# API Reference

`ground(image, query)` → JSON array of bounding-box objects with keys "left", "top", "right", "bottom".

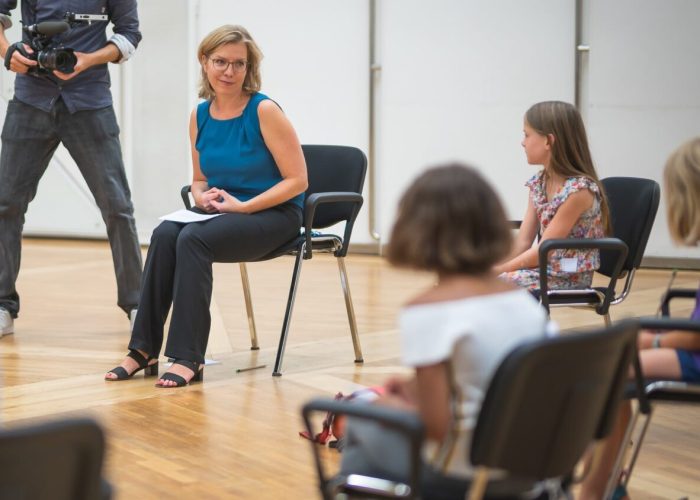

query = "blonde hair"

[
  {"left": 197, "top": 25, "right": 262, "bottom": 100},
  {"left": 387, "top": 163, "right": 512, "bottom": 275},
  {"left": 525, "top": 101, "right": 611, "bottom": 234},
  {"left": 664, "top": 137, "right": 700, "bottom": 246}
]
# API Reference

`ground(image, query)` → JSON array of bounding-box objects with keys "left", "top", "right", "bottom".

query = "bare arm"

[
  {"left": 188, "top": 108, "right": 219, "bottom": 213},
  {"left": 495, "top": 198, "right": 539, "bottom": 274},
  {"left": 414, "top": 363, "right": 452, "bottom": 441},
  {"left": 0, "top": 24, "right": 37, "bottom": 73},
  {"left": 210, "top": 99, "right": 308, "bottom": 214},
  {"left": 375, "top": 362, "right": 451, "bottom": 442},
  {"left": 496, "top": 188, "right": 595, "bottom": 274},
  {"left": 638, "top": 329, "right": 700, "bottom": 351}
]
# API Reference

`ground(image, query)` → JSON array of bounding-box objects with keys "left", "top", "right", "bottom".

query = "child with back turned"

[
  {"left": 339, "top": 163, "right": 551, "bottom": 496},
  {"left": 580, "top": 137, "right": 700, "bottom": 500},
  {"left": 495, "top": 101, "right": 610, "bottom": 291}
]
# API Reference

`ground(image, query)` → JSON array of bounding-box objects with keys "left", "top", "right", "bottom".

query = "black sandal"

[
  {"left": 155, "top": 359, "right": 203, "bottom": 388},
  {"left": 105, "top": 349, "right": 158, "bottom": 381}
]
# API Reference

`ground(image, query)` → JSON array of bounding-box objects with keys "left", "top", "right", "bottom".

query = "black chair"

[
  {"left": 538, "top": 177, "right": 660, "bottom": 326},
  {"left": 181, "top": 144, "right": 367, "bottom": 376},
  {"left": 302, "top": 320, "right": 643, "bottom": 500},
  {"left": 0, "top": 417, "right": 111, "bottom": 500}
]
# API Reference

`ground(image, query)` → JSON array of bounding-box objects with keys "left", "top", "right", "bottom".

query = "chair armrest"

[
  {"left": 301, "top": 398, "right": 424, "bottom": 499},
  {"left": 638, "top": 317, "right": 700, "bottom": 334},
  {"left": 181, "top": 185, "right": 192, "bottom": 209},
  {"left": 538, "top": 238, "right": 628, "bottom": 314},
  {"left": 304, "top": 192, "right": 364, "bottom": 258},
  {"left": 660, "top": 288, "right": 697, "bottom": 317}
]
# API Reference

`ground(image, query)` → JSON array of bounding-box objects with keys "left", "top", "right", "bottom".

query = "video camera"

[{"left": 4, "top": 12, "right": 108, "bottom": 76}]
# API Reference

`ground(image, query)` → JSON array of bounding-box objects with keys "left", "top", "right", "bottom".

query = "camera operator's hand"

[
  {"left": 53, "top": 51, "right": 90, "bottom": 80},
  {"left": 7, "top": 44, "right": 37, "bottom": 74}
]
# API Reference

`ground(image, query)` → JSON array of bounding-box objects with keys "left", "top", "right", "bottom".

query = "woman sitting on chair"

[
  {"left": 340, "top": 164, "right": 552, "bottom": 495},
  {"left": 105, "top": 25, "right": 307, "bottom": 387},
  {"left": 580, "top": 137, "right": 700, "bottom": 500}
]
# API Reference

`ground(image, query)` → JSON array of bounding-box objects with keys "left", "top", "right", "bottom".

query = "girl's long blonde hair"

[{"left": 664, "top": 137, "right": 700, "bottom": 246}]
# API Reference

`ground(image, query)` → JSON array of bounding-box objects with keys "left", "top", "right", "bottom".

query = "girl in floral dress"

[{"left": 495, "top": 101, "right": 610, "bottom": 290}]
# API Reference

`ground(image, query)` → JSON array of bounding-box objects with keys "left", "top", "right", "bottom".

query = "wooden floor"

[{"left": 1, "top": 238, "right": 699, "bottom": 499}]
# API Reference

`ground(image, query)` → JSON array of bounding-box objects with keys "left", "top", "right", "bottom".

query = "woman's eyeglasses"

[{"left": 208, "top": 57, "right": 247, "bottom": 73}]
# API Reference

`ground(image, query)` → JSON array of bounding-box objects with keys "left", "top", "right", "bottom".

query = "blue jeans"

[{"left": 0, "top": 98, "right": 142, "bottom": 317}]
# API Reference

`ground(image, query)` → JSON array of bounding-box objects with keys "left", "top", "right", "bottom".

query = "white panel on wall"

[
  {"left": 374, "top": 0, "right": 576, "bottom": 244},
  {"left": 129, "top": 0, "right": 192, "bottom": 241},
  {"left": 583, "top": 0, "right": 700, "bottom": 260}
]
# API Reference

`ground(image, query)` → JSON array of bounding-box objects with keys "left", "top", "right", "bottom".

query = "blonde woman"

[
  {"left": 106, "top": 25, "right": 307, "bottom": 387},
  {"left": 580, "top": 137, "right": 700, "bottom": 500}
]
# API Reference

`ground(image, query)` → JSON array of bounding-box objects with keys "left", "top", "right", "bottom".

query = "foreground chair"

[
  {"left": 538, "top": 177, "right": 660, "bottom": 325},
  {"left": 302, "top": 320, "right": 642, "bottom": 499},
  {"left": 0, "top": 417, "right": 110, "bottom": 500},
  {"left": 182, "top": 144, "right": 367, "bottom": 375}
]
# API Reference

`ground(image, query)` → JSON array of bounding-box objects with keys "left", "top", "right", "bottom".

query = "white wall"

[
  {"left": 3, "top": 0, "right": 699, "bottom": 261},
  {"left": 581, "top": 0, "right": 700, "bottom": 260},
  {"left": 373, "top": 0, "right": 575, "bottom": 245}
]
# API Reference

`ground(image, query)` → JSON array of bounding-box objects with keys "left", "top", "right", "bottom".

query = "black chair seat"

[{"left": 532, "top": 287, "right": 608, "bottom": 306}]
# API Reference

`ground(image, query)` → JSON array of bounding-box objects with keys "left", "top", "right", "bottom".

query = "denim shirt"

[{"left": 0, "top": 0, "right": 141, "bottom": 113}]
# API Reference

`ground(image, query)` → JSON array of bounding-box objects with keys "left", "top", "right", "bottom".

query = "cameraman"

[{"left": 0, "top": 1, "right": 142, "bottom": 337}]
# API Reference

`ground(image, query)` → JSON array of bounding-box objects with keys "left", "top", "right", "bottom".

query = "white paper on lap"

[{"left": 158, "top": 209, "right": 223, "bottom": 223}]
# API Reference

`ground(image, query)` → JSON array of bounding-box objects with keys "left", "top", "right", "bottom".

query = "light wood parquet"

[{"left": 1, "top": 238, "right": 698, "bottom": 499}]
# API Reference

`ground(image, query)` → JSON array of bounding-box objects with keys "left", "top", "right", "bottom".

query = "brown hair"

[
  {"left": 525, "top": 101, "right": 611, "bottom": 234},
  {"left": 664, "top": 137, "right": 700, "bottom": 246},
  {"left": 387, "top": 163, "right": 512, "bottom": 275},
  {"left": 197, "top": 25, "right": 263, "bottom": 100}
]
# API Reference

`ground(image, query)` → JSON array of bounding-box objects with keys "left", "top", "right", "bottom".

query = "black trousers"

[{"left": 129, "top": 203, "right": 302, "bottom": 364}]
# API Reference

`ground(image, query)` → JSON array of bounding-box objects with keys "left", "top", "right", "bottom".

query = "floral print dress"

[{"left": 503, "top": 172, "right": 605, "bottom": 290}]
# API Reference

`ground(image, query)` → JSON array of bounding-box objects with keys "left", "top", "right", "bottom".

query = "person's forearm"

[
  {"left": 85, "top": 43, "right": 121, "bottom": 66},
  {"left": 239, "top": 177, "right": 307, "bottom": 214},
  {"left": 0, "top": 28, "right": 10, "bottom": 58},
  {"left": 496, "top": 247, "right": 539, "bottom": 274},
  {"left": 641, "top": 330, "right": 700, "bottom": 351}
]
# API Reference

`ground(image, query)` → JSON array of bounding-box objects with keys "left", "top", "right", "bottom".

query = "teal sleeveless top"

[{"left": 195, "top": 92, "right": 304, "bottom": 209}]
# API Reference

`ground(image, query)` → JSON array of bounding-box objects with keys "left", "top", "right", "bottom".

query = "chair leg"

[
  {"left": 467, "top": 466, "right": 490, "bottom": 500},
  {"left": 239, "top": 263, "right": 259, "bottom": 350},
  {"left": 337, "top": 256, "right": 363, "bottom": 363},
  {"left": 272, "top": 249, "right": 304, "bottom": 376},
  {"left": 604, "top": 404, "right": 641, "bottom": 499},
  {"left": 622, "top": 407, "right": 654, "bottom": 488}
]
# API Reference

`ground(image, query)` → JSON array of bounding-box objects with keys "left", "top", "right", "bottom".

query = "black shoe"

[
  {"left": 155, "top": 359, "right": 203, "bottom": 388},
  {"left": 105, "top": 349, "right": 158, "bottom": 381}
]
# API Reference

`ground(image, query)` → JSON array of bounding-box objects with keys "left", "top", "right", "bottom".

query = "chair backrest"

[
  {"left": 470, "top": 320, "right": 638, "bottom": 481},
  {"left": 0, "top": 418, "right": 108, "bottom": 500},
  {"left": 599, "top": 177, "right": 659, "bottom": 277},
  {"left": 302, "top": 144, "right": 368, "bottom": 229}
]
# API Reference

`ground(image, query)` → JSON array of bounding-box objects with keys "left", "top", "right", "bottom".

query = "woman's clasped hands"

[{"left": 196, "top": 187, "right": 248, "bottom": 213}]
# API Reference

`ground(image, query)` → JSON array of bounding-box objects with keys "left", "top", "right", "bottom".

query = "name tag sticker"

[{"left": 560, "top": 258, "right": 578, "bottom": 273}]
